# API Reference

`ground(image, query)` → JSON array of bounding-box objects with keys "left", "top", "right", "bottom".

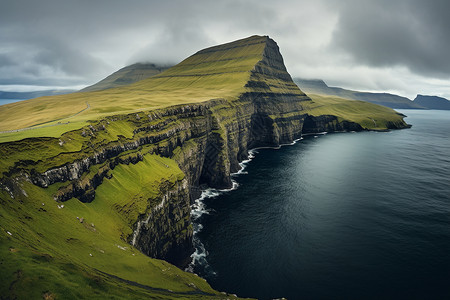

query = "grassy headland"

[
  {"left": 0, "top": 36, "right": 266, "bottom": 140},
  {"left": 0, "top": 35, "right": 409, "bottom": 299},
  {"left": 305, "top": 94, "right": 408, "bottom": 130}
]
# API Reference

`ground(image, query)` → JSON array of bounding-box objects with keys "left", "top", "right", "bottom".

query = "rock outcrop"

[{"left": 0, "top": 36, "right": 410, "bottom": 268}]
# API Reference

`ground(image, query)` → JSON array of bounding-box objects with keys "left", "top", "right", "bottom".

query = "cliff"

[{"left": 0, "top": 35, "right": 409, "bottom": 298}]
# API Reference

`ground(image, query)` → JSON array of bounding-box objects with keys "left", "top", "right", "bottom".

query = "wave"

[
  {"left": 251, "top": 137, "right": 304, "bottom": 150},
  {"left": 186, "top": 137, "right": 304, "bottom": 275},
  {"left": 186, "top": 179, "right": 244, "bottom": 274},
  {"left": 186, "top": 187, "right": 225, "bottom": 274},
  {"left": 232, "top": 149, "right": 256, "bottom": 176}
]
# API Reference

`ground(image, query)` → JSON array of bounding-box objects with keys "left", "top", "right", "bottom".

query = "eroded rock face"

[
  {"left": 0, "top": 36, "right": 409, "bottom": 268},
  {"left": 131, "top": 179, "right": 193, "bottom": 267},
  {"left": 302, "top": 115, "right": 364, "bottom": 134}
]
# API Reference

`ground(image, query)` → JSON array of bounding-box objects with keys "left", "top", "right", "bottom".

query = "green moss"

[
  {"left": 0, "top": 36, "right": 269, "bottom": 141},
  {"left": 0, "top": 35, "right": 406, "bottom": 300},
  {"left": 305, "top": 94, "right": 407, "bottom": 130},
  {"left": 0, "top": 153, "right": 230, "bottom": 299}
]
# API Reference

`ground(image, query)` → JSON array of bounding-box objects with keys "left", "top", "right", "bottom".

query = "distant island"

[
  {"left": 294, "top": 78, "right": 425, "bottom": 109},
  {"left": 0, "top": 89, "right": 75, "bottom": 101},
  {"left": 414, "top": 94, "right": 450, "bottom": 110}
]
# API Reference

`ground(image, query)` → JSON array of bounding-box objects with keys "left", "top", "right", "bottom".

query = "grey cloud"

[
  {"left": 331, "top": 0, "right": 450, "bottom": 78},
  {"left": 0, "top": 34, "right": 109, "bottom": 86},
  {"left": 0, "top": 0, "right": 449, "bottom": 98},
  {"left": 127, "top": 0, "right": 278, "bottom": 65},
  {"left": 0, "top": 54, "right": 15, "bottom": 67},
  {"left": 32, "top": 40, "right": 110, "bottom": 77},
  {"left": 127, "top": 17, "right": 214, "bottom": 65}
]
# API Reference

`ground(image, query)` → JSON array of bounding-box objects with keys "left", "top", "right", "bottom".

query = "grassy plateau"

[
  {"left": 0, "top": 35, "right": 408, "bottom": 299},
  {"left": 304, "top": 94, "right": 407, "bottom": 130}
]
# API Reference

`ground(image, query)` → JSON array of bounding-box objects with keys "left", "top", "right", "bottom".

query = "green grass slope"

[
  {"left": 0, "top": 37, "right": 408, "bottom": 142},
  {"left": 304, "top": 94, "right": 408, "bottom": 130},
  {"left": 0, "top": 36, "right": 266, "bottom": 139},
  {"left": 0, "top": 36, "right": 278, "bottom": 299},
  {"left": 0, "top": 35, "right": 409, "bottom": 299},
  {"left": 0, "top": 154, "right": 234, "bottom": 299}
]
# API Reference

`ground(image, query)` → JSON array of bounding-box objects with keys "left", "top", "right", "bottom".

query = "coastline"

[
  {"left": 186, "top": 136, "right": 306, "bottom": 275},
  {"left": 185, "top": 124, "right": 411, "bottom": 276}
]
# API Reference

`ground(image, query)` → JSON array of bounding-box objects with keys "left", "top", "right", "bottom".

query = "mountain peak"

[
  {"left": 294, "top": 78, "right": 329, "bottom": 89},
  {"left": 0, "top": 35, "right": 308, "bottom": 132},
  {"left": 196, "top": 35, "right": 269, "bottom": 54}
]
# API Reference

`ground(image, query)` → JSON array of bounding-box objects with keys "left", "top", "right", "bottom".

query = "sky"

[{"left": 1, "top": 0, "right": 449, "bottom": 99}]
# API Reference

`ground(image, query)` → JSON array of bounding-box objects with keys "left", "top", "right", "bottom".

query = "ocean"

[{"left": 190, "top": 109, "right": 450, "bottom": 300}]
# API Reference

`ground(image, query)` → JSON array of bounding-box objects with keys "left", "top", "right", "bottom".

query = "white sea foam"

[
  {"left": 232, "top": 149, "right": 256, "bottom": 176},
  {"left": 190, "top": 189, "right": 219, "bottom": 221},
  {"left": 186, "top": 237, "right": 217, "bottom": 275},
  {"left": 279, "top": 137, "right": 303, "bottom": 147},
  {"left": 186, "top": 187, "right": 224, "bottom": 274},
  {"left": 186, "top": 138, "right": 304, "bottom": 275},
  {"left": 252, "top": 137, "right": 304, "bottom": 151}
]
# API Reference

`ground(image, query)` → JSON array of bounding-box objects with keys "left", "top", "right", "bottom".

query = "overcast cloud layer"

[{"left": 1, "top": 0, "right": 449, "bottom": 98}]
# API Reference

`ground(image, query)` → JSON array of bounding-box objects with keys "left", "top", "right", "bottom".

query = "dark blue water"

[{"left": 191, "top": 110, "right": 450, "bottom": 300}]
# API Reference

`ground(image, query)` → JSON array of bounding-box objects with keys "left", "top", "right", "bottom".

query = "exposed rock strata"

[
  {"left": 131, "top": 178, "right": 193, "bottom": 267},
  {"left": 0, "top": 36, "right": 409, "bottom": 268}
]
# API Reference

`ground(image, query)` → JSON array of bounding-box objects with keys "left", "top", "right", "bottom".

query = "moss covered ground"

[
  {"left": 0, "top": 35, "right": 408, "bottom": 299},
  {"left": 0, "top": 36, "right": 267, "bottom": 139},
  {"left": 305, "top": 94, "right": 407, "bottom": 130},
  {"left": 0, "top": 154, "right": 235, "bottom": 299}
]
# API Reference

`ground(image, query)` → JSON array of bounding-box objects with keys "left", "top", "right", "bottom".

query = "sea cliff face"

[{"left": 0, "top": 36, "right": 410, "bottom": 298}]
